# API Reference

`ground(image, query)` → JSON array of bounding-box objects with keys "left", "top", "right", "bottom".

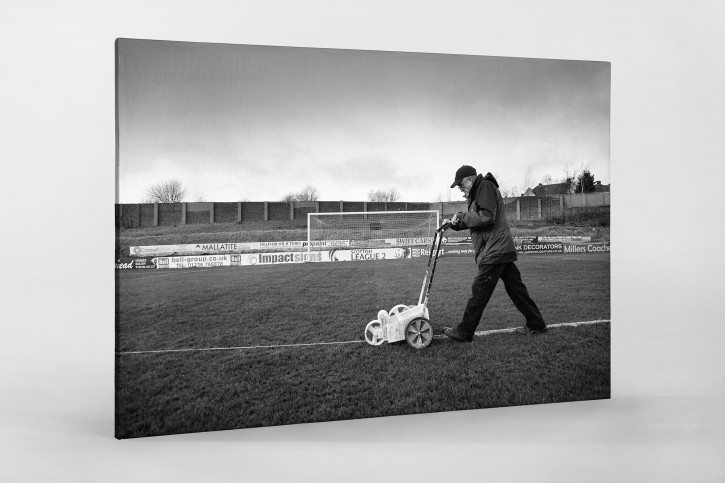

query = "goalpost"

[{"left": 307, "top": 210, "right": 440, "bottom": 259}]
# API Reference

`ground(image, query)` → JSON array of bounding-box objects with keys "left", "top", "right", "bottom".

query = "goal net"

[{"left": 307, "top": 210, "right": 439, "bottom": 258}]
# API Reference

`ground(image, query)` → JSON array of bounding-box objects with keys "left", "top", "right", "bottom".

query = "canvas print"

[{"left": 115, "top": 39, "right": 610, "bottom": 439}]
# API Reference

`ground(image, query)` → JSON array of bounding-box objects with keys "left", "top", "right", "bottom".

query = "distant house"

[
  {"left": 532, "top": 182, "right": 574, "bottom": 196},
  {"left": 593, "top": 181, "right": 610, "bottom": 192},
  {"left": 524, "top": 180, "right": 610, "bottom": 197}
]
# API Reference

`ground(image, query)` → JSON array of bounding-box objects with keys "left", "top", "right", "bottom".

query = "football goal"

[{"left": 307, "top": 210, "right": 439, "bottom": 259}]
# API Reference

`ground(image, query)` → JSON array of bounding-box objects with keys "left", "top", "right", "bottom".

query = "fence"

[
  {"left": 116, "top": 193, "right": 609, "bottom": 229},
  {"left": 563, "top": 192, "right": 610, "bottom": 208}
]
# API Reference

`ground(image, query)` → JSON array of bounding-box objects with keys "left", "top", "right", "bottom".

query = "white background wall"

[{"left": 1, "top": 1, "right": 724, "bottom": 481}]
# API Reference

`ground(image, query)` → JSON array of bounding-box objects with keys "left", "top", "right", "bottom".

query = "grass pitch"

[{"left": 115, "top": 253, "right": 610, "bottom": 438}]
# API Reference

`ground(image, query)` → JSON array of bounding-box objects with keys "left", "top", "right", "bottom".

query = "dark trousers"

[{"left": 458, "top": 261, "right": 546, "bottom": 336}]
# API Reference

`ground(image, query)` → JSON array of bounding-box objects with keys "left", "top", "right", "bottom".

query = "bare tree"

[
  {"left": 521, "top": 166, "right": 535, "bottom": 191},
  {"left": 282, "top": 185, "right": 320, "bottom": 202},
  {"left": 500, "top": 184, "right": 519, "bottom": 198},
  {"left": 144, "top": 179, "right": 186, "bottom": 203},
  {"left": 367, "top": 188, "right": 400, "bottom": 202},
  {"left": 561, "top": 164, "right": 579, "bottom": 193},
  {"left": 541, "top": 174, "right": 553, "bottom": 185},
  {"left": 297, "top": 185, "right": 319, "bottom": 201}
]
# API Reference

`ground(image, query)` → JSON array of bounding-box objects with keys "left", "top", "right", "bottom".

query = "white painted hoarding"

[{"left": 131, "top": 240, "right": 351, "bottom": 256}]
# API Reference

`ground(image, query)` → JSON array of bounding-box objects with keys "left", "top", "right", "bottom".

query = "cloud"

[{"left": 117, "top": 42, "right": 610, "bottom": 203}]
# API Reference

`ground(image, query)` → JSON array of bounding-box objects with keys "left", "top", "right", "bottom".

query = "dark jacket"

[{"left": 450, "top": 173, "right": 517, "bottom": 265}]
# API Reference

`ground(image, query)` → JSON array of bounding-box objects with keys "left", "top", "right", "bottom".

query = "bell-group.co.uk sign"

[{"left": 156, "top": 255, "right": 233, "bottom": 268}]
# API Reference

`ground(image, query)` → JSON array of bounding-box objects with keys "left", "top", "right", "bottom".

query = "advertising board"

[
  {"left": 152, "top": 251, "right": 327, "bottom": 268},
  {"left": 440, "top": 247, "right": 476, "bottom": 257},
  {"left": 562, "top": 242, "right": 610, "bottom": 253},
  {"left": 411, "top": 245, "right": 474, "bottom": 258},
  {"left": 161, "top": 255, "right": 234, "bottom": 268},
  {"left": 246, "top": 251, "right": 325, "bottom": 265},
  {"left": 513, "top": 236, "right": 537, "bottom": 244},
  {"left": 381, "top": 237, "right": 433, "bottom": 246},
  {"left": 444, "top": 236, "right": 473, "bottom": 245},
  {"left": 516, "top": 242, "right": 565, "bottom": 254},
  {"left": 115, "top": 257, "right": 157, "bottom": 269},
  {"left": 327, "top": 247, "right": 410, "bottom": 262},
  {"left": 130, "top": 240, "right": 351, "bottom": 257},
  {"left": 538, "top": 236, "right": 593, "bottom": 243}
]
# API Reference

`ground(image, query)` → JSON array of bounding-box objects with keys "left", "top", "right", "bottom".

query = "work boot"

[{"left": 443, "top": 327, "right": 473, "bottom": 342}]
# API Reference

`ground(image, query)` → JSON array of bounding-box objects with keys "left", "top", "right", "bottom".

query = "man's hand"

[{"left": 439, "top": 214, "right": 460, "bottom": 232}]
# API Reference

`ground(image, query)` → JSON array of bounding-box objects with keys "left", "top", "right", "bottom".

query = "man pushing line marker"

[{"left": 442, "top": 165, "right": 548, "bottom": 342}]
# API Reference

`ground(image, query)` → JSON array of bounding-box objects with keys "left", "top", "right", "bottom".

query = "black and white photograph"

[
  {"left": 115, "top": 39, "right": 611, "bottom": 438},
  {"left": 3, "top": 1, "right": 724, "bottom": 481}
]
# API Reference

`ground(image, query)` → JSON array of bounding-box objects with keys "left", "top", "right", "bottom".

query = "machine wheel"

[
  {"left": 389, "top": 304, "right": 412, "bottom": 316},
  {"left": 405, "top": 317, "right": 433, "bottom": 349},
  {"left": 364, "top": 320, "right": 385, "bottom": 346}
]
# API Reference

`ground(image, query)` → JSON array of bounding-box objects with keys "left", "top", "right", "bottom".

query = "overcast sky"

[{"left": 116, "top": 39, "right": 610, "bottom": 203}]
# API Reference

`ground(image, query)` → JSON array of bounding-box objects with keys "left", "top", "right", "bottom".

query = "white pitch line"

[
  {"left": 467, "top": 318, "right": 611, "bottom": 338},
  {"left": 117, "top": 319, "right": 610, "bottom": 355},
  {"left": 118, "top": 340, "right": 366, "bottom": 355}
]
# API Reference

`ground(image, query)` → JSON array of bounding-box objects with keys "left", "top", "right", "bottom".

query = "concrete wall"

[
  {"left": 267, "top": 202, "right": 290, "bottom": 221},
  {"left": 185, "top": 202, "right": 212, "bottom": 225},
  {"left": 158, "top": 203, "right": 182, "bottom": 226},
  {"left": 240, "top": 202, "right": 265, "bottom": 222},
  {"left": 318, "top": 201, "right": 343, "bottom": 213},
  {"left": 293, "top": 201, "right": 318, "bottom": 221},
  {"left": 564, "top": 192, "right": 610, "bottom": 208},
  {"left": 214, "top": 202, "right": 238, "bottom": 223},
  {"left": 116, "top": 195, "right": 609, "bottom": 228},
  {"left": 142, "top": 204, "right": 156, "bottom": 227}
]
